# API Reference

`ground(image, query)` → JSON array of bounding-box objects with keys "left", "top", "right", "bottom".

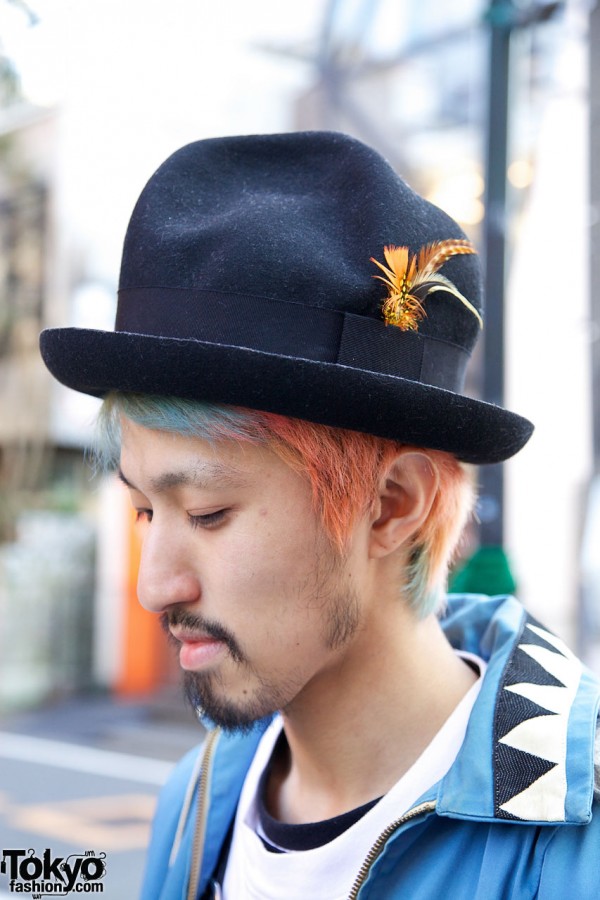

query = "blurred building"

[{"left": 0, "top": 80, "right": 100, "bottom": 708}]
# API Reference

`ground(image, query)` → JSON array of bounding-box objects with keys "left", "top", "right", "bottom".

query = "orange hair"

[{"left": 256, "top": 413, "right": 475, "bottom": 616}]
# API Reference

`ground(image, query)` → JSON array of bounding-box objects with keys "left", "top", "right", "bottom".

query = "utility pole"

[
  {"left": 449, "top": 0, "right": 562, "bottom": 596},
  {"left": 479, "top": 0, "right": 561, "bottom": 551},
  {"left": 479, "top": 0, "right": 513, "bottom": 549}
]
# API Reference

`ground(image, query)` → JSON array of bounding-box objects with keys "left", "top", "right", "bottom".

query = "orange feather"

[{"left": 371, "top": 239, "right": 481, "bottom": 331}]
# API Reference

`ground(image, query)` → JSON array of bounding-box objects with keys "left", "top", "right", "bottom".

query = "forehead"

[{"left": 118, "top": 417, "right": 303, "bottom": 496}]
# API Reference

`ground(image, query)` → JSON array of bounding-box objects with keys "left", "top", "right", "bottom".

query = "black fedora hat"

[{"left": 39, "top": 131, "right": 533, "bottom": 464}]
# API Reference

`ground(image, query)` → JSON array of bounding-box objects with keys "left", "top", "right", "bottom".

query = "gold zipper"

[
  {"left": 186, "top": 727, "right": 221, "bottom": 900},
  {"left": 346, "top": 800, "right": 437, "bottom": 900}
]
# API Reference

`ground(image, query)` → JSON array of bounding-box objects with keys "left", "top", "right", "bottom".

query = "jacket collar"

[{"left": 437, "top": 594, "right": 600, "bottom": 825}]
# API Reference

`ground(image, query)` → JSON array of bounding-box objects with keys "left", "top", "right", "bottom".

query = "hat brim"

[{"left": 39, "top": 327, "right": 533, "bottom": 464}]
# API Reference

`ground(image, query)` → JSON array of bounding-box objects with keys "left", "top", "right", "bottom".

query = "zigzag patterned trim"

[{"left": 493, "top": 615, "right": 582, "bottom": 821}]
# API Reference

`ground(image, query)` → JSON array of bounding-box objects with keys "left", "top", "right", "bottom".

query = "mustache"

[{"left": 160, "top": 609, "right": 246, "bottom": 665}]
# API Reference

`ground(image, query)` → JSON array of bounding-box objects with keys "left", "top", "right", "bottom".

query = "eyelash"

[
  {"left": 188, "top": 510, "right": 228, "bottom": 530},
  {"left": 134, "top": 509, "right": 228, "bottom": 529}
]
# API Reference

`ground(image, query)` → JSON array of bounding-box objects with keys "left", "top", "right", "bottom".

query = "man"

[{"left": 40, "top": 132, "right": 599, "bottom": 899}]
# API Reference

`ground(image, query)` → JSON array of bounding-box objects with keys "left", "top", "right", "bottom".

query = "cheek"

[{"left": 210, "top": 513, "right": 327, "bottom": 619}]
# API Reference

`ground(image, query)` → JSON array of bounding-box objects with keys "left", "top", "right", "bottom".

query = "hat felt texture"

[{"left": 39, "top": 131, "right": 533, "bottom": 464}]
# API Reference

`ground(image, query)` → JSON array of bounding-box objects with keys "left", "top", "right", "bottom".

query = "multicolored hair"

[{"left": 96, "top": 393, "right": 475, "bottom": 618}]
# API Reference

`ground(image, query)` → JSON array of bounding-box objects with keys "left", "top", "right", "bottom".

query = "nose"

[{"left": 136, "top": 523, "right": 201, "bottom": 614}]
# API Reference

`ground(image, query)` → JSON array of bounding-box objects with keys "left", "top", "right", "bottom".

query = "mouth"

[{"left": 169, "top": 627, "right": 226, "bottom": 671}]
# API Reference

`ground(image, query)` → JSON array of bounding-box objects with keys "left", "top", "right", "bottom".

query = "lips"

[
  {"left": 170, "top": 627, "right": 225, "bottom": 671},
  {"left": 169, "top": 626, "right": 213, "bottom": 644}
]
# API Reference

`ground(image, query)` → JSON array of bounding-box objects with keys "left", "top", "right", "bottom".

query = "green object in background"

[{"left": 449, "top": 546, "right": 517, "bottom": 596}]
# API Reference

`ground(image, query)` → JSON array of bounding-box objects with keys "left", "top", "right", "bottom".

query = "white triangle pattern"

[
  {"left": 518, "top": 644, "right": 576, "bottom": 689},
  {"left": 498, "top": 714, "right": 564, "bottom": 764},
  {"left": 499, "top": 765, "right": 567, "bottom": 821},
  {"left": 503, "top": 682, "right": 572, "bottom": 716},
  {"left": 499, "top": 623, "right": 581, "bottom": 821},
  {"left": 526, "top": 624, "right": 578, "bottom": 662}
]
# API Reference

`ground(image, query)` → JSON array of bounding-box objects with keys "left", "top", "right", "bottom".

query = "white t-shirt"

[{"left": 223, "top": 653, "right": 485, "bottom": 900}]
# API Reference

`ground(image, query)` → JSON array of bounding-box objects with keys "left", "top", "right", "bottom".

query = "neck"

[{"left": 268, "top": 601, "right": 477, "bottom": 825}]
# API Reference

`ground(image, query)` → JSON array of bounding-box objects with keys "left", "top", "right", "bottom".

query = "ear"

[{"left": 369, "top": 451, "right": 439, "bottom": 559}]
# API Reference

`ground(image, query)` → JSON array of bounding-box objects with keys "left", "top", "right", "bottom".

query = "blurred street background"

[{"left": 1, "top": 0, "right": 600, "bottom": 897}]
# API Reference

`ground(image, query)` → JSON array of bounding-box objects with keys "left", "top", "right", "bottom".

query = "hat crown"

[{"left": 119, "top": 131, "right": 483, "bottom": 355}]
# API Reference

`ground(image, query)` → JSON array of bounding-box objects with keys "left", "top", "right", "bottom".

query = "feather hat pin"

[{"left": 371, "top": 239, "right": 483, "bottom": 332}]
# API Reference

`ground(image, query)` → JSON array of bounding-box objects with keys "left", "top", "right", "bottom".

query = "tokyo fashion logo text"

[{"left": 1, "top": 849, "right": 106, "bottom": 895}]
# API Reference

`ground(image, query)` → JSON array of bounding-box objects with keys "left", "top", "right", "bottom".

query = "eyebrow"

[{"left": 118, "top": 462, "right": 248, "bottom": 494}]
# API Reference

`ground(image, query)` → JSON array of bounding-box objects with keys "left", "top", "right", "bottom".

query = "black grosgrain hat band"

[{"left": 117, "top": 288, "right": 469, "bottom": 391}]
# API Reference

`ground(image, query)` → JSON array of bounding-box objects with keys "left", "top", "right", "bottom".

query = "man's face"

[{"left": 119, "top": 418, "right": 368, "bottom": 731}]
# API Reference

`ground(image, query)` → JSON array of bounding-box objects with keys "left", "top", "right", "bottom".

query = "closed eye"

[
  {"left": 188, "top": 509, "right": 228, "bottom": 530},
  {"left": 135, "top": 509, "right": 153, "bottom": 524}
]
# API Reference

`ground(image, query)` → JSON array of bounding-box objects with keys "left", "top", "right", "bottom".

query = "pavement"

[
  {"left": 0, "top": 688, "right": 207, "bottom": 899},
  {"left": 0, "top": 686, "right": 207, "bottom": 762}
]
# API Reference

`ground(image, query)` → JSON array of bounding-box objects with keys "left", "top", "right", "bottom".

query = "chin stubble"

[{"left": 160, "top": 576, "right": 362, "bottom": 733}]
